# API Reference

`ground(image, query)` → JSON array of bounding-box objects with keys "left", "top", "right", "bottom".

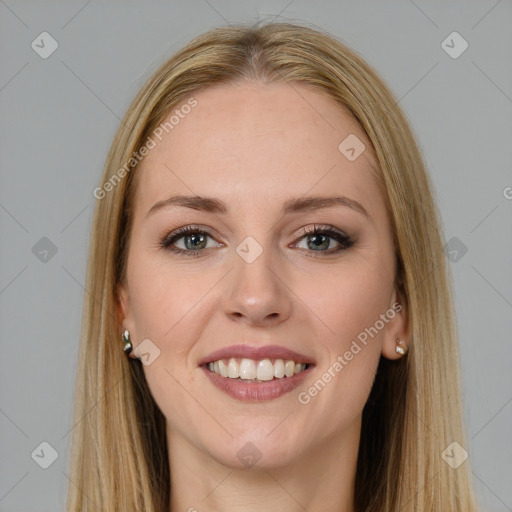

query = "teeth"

[
  {"left": 207, "top": 358, "right": 308, "bottom": 380},
  {"left": 257, "top": 359, "right": 274, "bottom": 381},
  {"left": 274, "top": 359, "right": 285, "bottom": 378},
  {"left": 218, "top": 359, "right": 228, "bottom": 377},
  {"left": 239, "top": 358, "right": 256, "bottom": 379},
  {"left": 285, "top": 360, "right": 295, "bottom": 377},
  {"left": 227, "top": 358, "right": 239, "bottom": 378}
]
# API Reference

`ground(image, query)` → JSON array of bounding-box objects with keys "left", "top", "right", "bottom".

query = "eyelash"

[{"left": 160, "top": 224, "right": 354, "bottom": 258}]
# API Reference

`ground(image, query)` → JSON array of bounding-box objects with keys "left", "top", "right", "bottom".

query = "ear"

[
  {"left": 381, "top": 285, "right": 409, "bottom": 360},
  {"left": 116, "top": 281, "right": 136, "bottom": 336}
]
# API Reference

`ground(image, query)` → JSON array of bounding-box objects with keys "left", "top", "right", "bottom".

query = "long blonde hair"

[{"left": 67, "top": 21, "right": 478, "bottom": 511}]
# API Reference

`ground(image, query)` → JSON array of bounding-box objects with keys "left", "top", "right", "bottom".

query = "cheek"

[
  {"left": 291, "top": 257, "right": 394, "bottom": 416},
  {"left": 126, "top": 254, "right": 214, "bottom": 343},
  {"left": 298, "top": 257, "right": 395, "bottom": 348},
  {"left": 125, "top": 258, "right": 214, "bottom": 433}
]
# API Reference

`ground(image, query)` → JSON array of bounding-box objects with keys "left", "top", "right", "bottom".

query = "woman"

[{"left": 67, "top": 22, "right": 479, "bottom": 511}]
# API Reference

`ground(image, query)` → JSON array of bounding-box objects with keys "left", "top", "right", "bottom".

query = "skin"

[{"left": 118, "top": 81, "right": 408, "bottom": 512}]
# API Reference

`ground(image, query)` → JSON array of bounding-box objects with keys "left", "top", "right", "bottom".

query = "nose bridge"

[
  {"left": 233, "top": 231, "right": 280, "bottom": 296},
  {"left": 222, "top": 230, "right": 292, "bottom": 324}
]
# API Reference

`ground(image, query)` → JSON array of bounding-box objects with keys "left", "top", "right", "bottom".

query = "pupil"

[
  {"left": 186, "top": 234, "right": 206, "bottom": 250},
  {"left": 308, "top": 234, "right": 329, "bottom": 251}
]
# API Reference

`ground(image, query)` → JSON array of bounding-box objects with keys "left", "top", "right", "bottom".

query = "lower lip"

[{"left": 201, "top": 365, "right": 313, "bottom": 402}]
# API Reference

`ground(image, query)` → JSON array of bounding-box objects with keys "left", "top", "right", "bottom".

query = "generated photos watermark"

[
  {"left": 93, "top": 97, "right": 198, "bottom": 200},
  {"left": 297, "top": 302, "right": 403, "bottom": 405}
]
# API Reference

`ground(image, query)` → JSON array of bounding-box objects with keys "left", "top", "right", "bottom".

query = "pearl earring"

[
  {"left": 395, "top": 338, "right": 408, "bottom": 356},
  {"left": 122, "top": 329, "right": 133, "bottom": 356}
]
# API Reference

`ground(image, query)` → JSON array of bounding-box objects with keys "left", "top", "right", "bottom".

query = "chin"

[{"left": 203, "top": 427, "right": 305, "bottom": 470}]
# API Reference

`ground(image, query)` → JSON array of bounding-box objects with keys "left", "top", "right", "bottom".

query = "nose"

[{"left": 222, "top": 241, "right": 293, "bottom": 327}]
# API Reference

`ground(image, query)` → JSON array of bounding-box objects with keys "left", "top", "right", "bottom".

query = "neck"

[{"left": 167, "top": 418, "right": 360, "bottom": 512}]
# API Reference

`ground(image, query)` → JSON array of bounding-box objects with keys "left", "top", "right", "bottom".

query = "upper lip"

[{"left": 198, "top": 344, "right": 316, "bottom": 366}]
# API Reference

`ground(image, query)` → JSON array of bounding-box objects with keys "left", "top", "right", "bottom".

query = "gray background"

[{"left": 1, "top": 1, "right": 511, "bottom": 510}]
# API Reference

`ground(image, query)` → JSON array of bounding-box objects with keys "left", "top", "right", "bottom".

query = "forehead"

[{"left": 133, "top": 82, "right": 385, "bottom": 220}]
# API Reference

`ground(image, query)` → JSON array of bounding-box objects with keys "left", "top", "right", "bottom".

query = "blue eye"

[
  {"left": 160, "top": 224, "right": 354, "bottom": 258},
  {"left": 160, "top": 226, "right": 219, "bottom": 256},
  {"left": 292, "top": 225, "right": 354, "bottom": 258}
]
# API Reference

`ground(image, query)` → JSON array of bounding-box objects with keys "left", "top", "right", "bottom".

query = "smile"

[
  {"left": 201, "top": 358, "right": 314, "bottom": 402},
  {"left": 198, "top": 344, "right": 315, "bottom": 401}
]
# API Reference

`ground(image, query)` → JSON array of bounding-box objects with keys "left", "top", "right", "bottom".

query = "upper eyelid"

[
  {"left": 167, "top": 224, "right": 346, "bottom": 238},
  {"left": 164, "top": 224, "right": 351, "bottom": 247}
]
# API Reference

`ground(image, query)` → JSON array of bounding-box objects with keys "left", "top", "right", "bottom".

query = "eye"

[
  {"left": 160, "top": 226, "right": 221, "bottom": 256},
  {"left": 160, "top": 224, "right": 354, "bottom": 258},
  {"left": 292, "top": 224, "right": 354, "bottom": 257}
]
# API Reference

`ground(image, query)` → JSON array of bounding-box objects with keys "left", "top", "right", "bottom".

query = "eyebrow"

[{"left": 146, "top": 194, "right": 369, "bottom": 218}]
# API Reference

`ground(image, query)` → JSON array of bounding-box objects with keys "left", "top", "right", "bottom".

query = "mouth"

[{"left": 198, "top": 345, "right": 316, "bottom": 401}]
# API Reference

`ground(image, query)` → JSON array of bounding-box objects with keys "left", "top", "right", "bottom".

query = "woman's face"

[{"left": 118, "top": 82, "right": 407, "bottom": 469}]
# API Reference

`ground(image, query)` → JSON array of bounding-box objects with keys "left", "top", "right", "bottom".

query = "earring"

[
  {"left": 395, "top": 338, "right": 408, "bottom": 356},
  {"left": 122, "top": 329, "right": 133, "bottom": 356}
]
